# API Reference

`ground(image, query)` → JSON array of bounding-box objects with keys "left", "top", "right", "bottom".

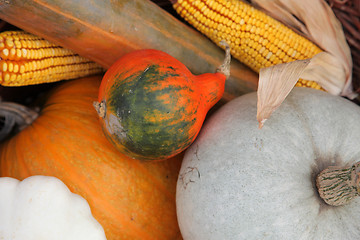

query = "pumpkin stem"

[
  {"left": 93, "top": 100, "right": 106, "bottom": 119},
  {"left": 316, "top": 162, "right": 360, "bottom": 206},
  {"left": 0, "top": 100, "right": 39, "bottom": 141},
  {"left": 216, "top": 40, "right": 231, "bottom": 79}
]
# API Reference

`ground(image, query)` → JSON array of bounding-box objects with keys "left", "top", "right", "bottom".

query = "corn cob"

[
  {"left": 173, "top": 0, "right": 324, "bottom": 90},
  {"left": 0, "top": 31, "right": 104, "bottom": 86}
]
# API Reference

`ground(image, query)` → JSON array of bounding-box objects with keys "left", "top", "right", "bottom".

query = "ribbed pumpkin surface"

[{"left": 0, "top": 75, "right": 183, "bottom": 240}]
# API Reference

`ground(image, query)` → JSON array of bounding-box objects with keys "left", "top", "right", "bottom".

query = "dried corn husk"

[
  {"left": 252, "top": 0, "right": 356, "bottom": 126},
  {"left": 257, "top": 58, "right": 311, "bottom": 128},
  {"left": 256, "top": 53, "right": 338, "bottom": 128}
]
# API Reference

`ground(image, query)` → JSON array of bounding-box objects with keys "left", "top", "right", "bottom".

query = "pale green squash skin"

[{"left": 177, "top": 88, "right": 360, "bottom": 240}]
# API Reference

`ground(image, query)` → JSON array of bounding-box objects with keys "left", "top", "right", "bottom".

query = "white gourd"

[
  {"left": 176, "top": 88, "right": 360, "bottom": 240},
  {"left": 0, "top": 175, "right": 107, "bottom": 240}
]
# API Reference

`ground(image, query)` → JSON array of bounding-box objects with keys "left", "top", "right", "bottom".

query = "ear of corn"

[
  {"left": 173, "top": 0, "right": 323, "bottom": 90},
  {"left": 0, "top": 31, "right": 104, "bottom": 86}
]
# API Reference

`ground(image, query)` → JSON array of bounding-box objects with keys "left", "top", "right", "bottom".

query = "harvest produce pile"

[{"left": 0, "top": 0, "right": 359, "bottom": 239}]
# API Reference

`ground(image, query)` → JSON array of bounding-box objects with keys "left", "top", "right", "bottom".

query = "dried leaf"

[
  {"left": 257, "top": 58, "right": 311, "bottom": 128},
  {"left": 256, "top": 51, "right": 357, "bottom": 128},
  {"left": 256, "top": 52, "right": 354, "bottom": 128},
  {"left": 301, "top": 52, "right": 348, "bottom": 96}
]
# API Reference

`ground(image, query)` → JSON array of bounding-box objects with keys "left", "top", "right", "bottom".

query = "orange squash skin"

[
  {"left": 0, "top": 76, "right": 183, "bottom": 240},
  {"left": 96, "top": 49, "right": 226, "bottom": 161}
]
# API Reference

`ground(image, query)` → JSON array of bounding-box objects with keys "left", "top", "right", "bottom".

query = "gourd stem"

[
  {"left": 0, "top": 101, "right": 39, "bottom": 141},
  {"left": 216, "top": 40, "right": 231, "bottom": 79},
  {"left": 316, "top": 162, "right": 360, "bottom": 206}
]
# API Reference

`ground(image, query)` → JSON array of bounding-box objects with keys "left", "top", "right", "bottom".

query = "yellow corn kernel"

[
  {"left": 0, "top": 30, "right": 104, "bottom": 86},
  {"left": 173, "top": 0, "right": 324, "bottom": 90}
]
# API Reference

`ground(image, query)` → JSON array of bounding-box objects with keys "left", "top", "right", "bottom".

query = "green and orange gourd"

[{"left": 94, "top": 42, "right": 231, "bottom": 161}]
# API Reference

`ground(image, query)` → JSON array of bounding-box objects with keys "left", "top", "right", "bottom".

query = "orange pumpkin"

[{"left": 0, "top": 75, "right": 183, "bottom": 240}]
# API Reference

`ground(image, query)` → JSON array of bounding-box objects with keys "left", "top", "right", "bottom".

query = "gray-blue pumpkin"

[{"left": 176, "top": 88, "right": 360, "bottom": 240}]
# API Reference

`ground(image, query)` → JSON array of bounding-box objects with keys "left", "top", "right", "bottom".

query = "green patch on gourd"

[{"left": 107, "top": 64, "right": 198, "bottom": 160}]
